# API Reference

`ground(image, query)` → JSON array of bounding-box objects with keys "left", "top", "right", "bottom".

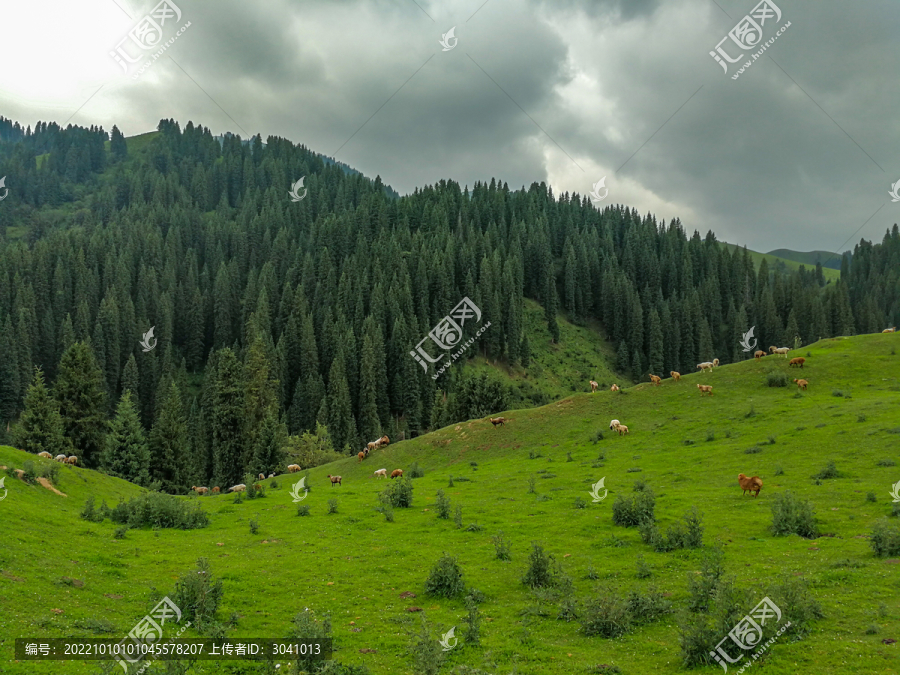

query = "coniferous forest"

[{"left": 0, "top": 116, "right": 898, "bottom": 492}]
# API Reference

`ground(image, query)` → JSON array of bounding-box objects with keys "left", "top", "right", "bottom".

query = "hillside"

[
  {"left": 767, "top": 249, "right": 846, "bottom": 271},
  {"left": 722, "top": 243, "right": 841, "bottom": 282},
  {"left": 2, "top": 333, "right": 899, "bottom": 674}
]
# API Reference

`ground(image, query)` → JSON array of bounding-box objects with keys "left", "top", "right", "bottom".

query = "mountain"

[
  {"left": 2, "top": 332, "right": 898, "bottom": 674},
  {"left": 767, "top": 248, "right": 849, "bottom": 271},
  {"left": 721, "top": 243, "right": 842, "bottom": 281}
]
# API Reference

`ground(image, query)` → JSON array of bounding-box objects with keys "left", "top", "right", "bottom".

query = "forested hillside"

[{"left": 0, "top": 116, "right": 898, "bottom": 493}]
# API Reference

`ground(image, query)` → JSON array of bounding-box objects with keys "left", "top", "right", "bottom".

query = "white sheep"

[
  {"left": 55, "top": 454, "right": 67, "bottom": 462},
  {"left": 374, "top": 468, "right": 387, "bottom": 479},
  {"left": 609, "top": 419, "right": 621, "bottom": 430},
  {"left": 229, "top": 484, "right": 246, "bottom": 493}
]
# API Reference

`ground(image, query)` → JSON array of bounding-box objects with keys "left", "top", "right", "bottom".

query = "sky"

[{"left": 1, "top": 0, "right": 898, "bottom": 253}]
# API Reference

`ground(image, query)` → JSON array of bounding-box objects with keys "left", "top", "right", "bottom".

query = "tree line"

[{"left": 0, "top": 116, "right": 897, "bottom": 491}]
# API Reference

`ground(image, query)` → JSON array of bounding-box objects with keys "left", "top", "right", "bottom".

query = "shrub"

[
  {"left": 574, "top": 496, "right": 587, "bottom": 509},
  {"left": 492, "top": 532, "right": 511, "bottom": 560},
  {"left": 580, "top": 593, "right": 631, "bottom": 637},
  {"left": 627, "top": 586, "right": 672, "bottom": 624},
  {"left": 687, "top": 547, "right": 725, "bottom": 613},
  {"left": 269, "top": 478, "right": 278, "bottom": 488},
  {"left": 425, "top": 553, "right": 465, "bottom": 598},
  {"left": 434, "top": 490, "right": 451, "bottom": 519},
  {"left": 635, "top": 555, "right": 651, "bottom": 579},
  {"left": 766, "top": 371, "right": 788, "bottom": 387},
  {"left": 375, "top": 505, "right": 394, "bottom": 522},
  {"left": 296, "top": 504, "right": 310, "bottom": 516},
  {"left": 590, "top": 430, "right": 605, "bottom": 443},
  {"left": 40, "top": 462, "right": 60, "bottom": 484},
  {"left": 768, "top": 435, "right": 777, "bottom": 445},
  {"left": 812, "top": 461, "right": 840, "bottom": 480},
  {"left": 453, "top": 505, "right": 463, "bottom": 529},
  {"left": 540, "top": 473, "right": 557, "bottom": 479},
  {"left": 866, "top": 492, "right": 877, "bottom": 503},
  {"left": 80, "top": 495, "right": 104, "bottom": 523},
  {"left": 463, "top": 593, "right": 481, "bottom": 645},
  {"left": 893, "top": 502, "right": 900, "bottom": 518},
  {"left": 566, "top": 452, "right": 573, "bottom": 462},
  {"left": 233, "top": 492, "right": 243, "bottom": 504},
  {"left": 774, "top": 465, "right": 784, "bottom": 476},
  {"left": 172, "top": 558, "right": 224, "bottom": 630},
  {"left": 877, "top": 459, "right": 896, "bottom": 467},
  {"left": 328, "top": 498, "right": 338, "bottom": 514},
  {"left": 465, "top": 523, "right": 483, "bottom": 532},
  {"left": 249, "top": 516, "right": 259, "bottom": 534},
  {"left": 771, "top": 491, "right": 818, "bottom": 538},
  {"left": 678, "top": 612, "right": 720, "bottom": 666},
  {"left": 283, "top": 423, "right": 343, "bottom": 469},
  {"left": 612, "top": 487, "right": 656, "bottom": 528},
  {"left": 409, "top": 615, "right": 444, "bottom": 675},
  {"left": 857, "top": 414, "right": 867, "bottom": 423},
  {"left": 641, "top": 508, "right": 703, "bottom": 552},
  {"left": 584, "top": 564, "right": 600, "bottom": 580},
  {"left": 522, "top": 543, "right": 558, "bottom": 588},
  {"left": 21, "top": 461, "right": 37, "bottom": 485},
  {"left": 870, "top": 519, "right": 900, "bottom": 557},
  {"left": 109, "top": 492, "right": 209, "bottom": 529},
  {"left": 706, "top": 430, "right": 715, "bottom": 442},
  {"left": 627, "top": 467, "right": 642, "bottom": 473},
  {"left": 596, "top": 450, "right": 606, "bottom": 461},
  {"left": 527, "top": 476, "right": 536, "bottom": 494},
  {"left": 448, "top": 476, "right": 454, "bottom": 487},
  {"left": 832, "top": 389, "right": 844, "bottom": 397},
  {"left": 113, "top": 526, "right": 128, "bottom": 539},
  {"left": 381, "top": 476, "right": 413, "bottom": 508},
  {"left": 290, "top": 608, "right": 334, "bottom": 674},
  {"left": 745, "top": 446, "right": 762, "bottom": 454},
  {"left": 633, "top": 479, "right": 647, "bottom": 492},
  {"left": 408, "top": 462, "right": 425, "bottom": 479},
  {"left": 592, "top": 666, "right": 623, "bottom": 675}
]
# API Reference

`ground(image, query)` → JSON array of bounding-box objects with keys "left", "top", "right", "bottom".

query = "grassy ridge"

[
  {"left": 1, "top": 334, "right": 899, "bottom": 674},
  {"left": 722, "top": 242, "right": 841, "bottom": 282}
]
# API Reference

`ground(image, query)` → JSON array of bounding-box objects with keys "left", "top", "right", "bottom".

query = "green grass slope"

[
  {"left": 2, "top": 336, "right": 899, "bottom": 674},
  {"left": 722, "top": 243, "right": 840, "bottom": 282},
  {"left": 767, "top": 249, "right": 844, "bottom": 271}
]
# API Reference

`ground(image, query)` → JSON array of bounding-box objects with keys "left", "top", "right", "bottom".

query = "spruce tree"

[
  {"left": 211, "top": 348, "right": 245, "bottom": 488},
  {"left": 149, "top": 380, "right": 187, "bottom": 491},
  {"left": 251, "top": 411, "right": 286, "bottom": 477},
  {"left": 55, "top": 342, "right": 108, "bottom": 468},
  {"left": 545, "top": 275, "right": 560, "bottom": 343},
  {"left": 15, "top": 366, "right": 66, "bottom": 456},
  {"left": 326, "top": 349, "right": 357, "bottom": 453},
  {"left": 103, "top": 391, "right": 151, "bottom": 486},
  {"left": 357, "top": 327, "right": 381, "bottom": 443},
  {"left": 0, "top": 314, "right": 20, "bottom": 422}
]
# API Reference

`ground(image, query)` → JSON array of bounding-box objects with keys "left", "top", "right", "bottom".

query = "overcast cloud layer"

[{"left": 1, "top": 0, "right": 898, "bottom": 252}]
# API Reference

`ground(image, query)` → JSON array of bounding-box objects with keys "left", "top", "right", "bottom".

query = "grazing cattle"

[
  {"left": 609, "top": 419, "right": 621, "bottom": 430},
  {"left": 328, "top": 474, "right": 342, "bottom": 486},
  {"left": 789, "top": 357, "right": 805, "bottom": 368},
  {"left": 211, "top": 487, "right": 220, "bottom": 494},
  {"left": 229, "top": 484, "right": 246, "bottom": 493},
  {"left": 697, "top": 384, "right": 713, "bottom": 396},
  {"left": 66, "top": 456, "right": 77, "bottom": 465},
  {"left": 610, "top": 384, "right": 620, "bottom": 392},
  {"left": 754, "top": 350, "right": 766, "bottom": 360},
  {"left": 489, "top": 417, "right": 506, "bottom": 427},
  {"left": 697, "top": 362, "right": 714, "bottom": 372},
  {"left": 191, "top": 486, "right": 209, "bottom": 495},
  {"left": 390, "top": 469, "right": 404, "bottom": 479},
  {"left": 649, "top": 374, "right": 661, "bottom": 386},
  {"left": 589, "top": 380, "right": 599, "bottom": 392},
  {"left": 793, "top": 378, "right": 808, "bottom": 391},
  {"left": 374, "top": 468, "right": 387, "bottom": 479},
  {"left": 738, "top": 473, "right": 763, "bottom": 497},
  {"left": 37, "top": 451, "right": 53, "bottom": 459},
  {"left": 55, "top": 454, "right": 67, "bottom": 462},
  {"left": 883, "top": 327, "right": 896, "bottom": 333},
  {"left": 287, "top": 464, "right": 301, "bottom": 473},
  {"left": 670, "top": 371, "right": 681, "bottom": 381}
]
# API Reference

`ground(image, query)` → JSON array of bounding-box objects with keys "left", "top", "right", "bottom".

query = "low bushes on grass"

[
  {"left": 434, "top": 490, "right": 451, "bottom": 519},
  {"left": 876, "top": 459, "right": 896, "bottom": 467},
  {"left": 522, "top": 543, "right": 560, "bottom": 589},
  {"left": 80, "top": 495, "right": 104, "bottom": 523},
  {"left": 492, "top": 532, "right": 511, "bottom": 560},
  {"left": 109, "top": 492, "right": 209, "bottom": 529},
  {"left": 811, "top": 461, "right": 841, "bottom": 480},
  {"left": 745, "top": 446, "right": 762, "bottom": 454},
  {"left": 579, "top": 593, "right": 631, "bottom": 638},
  {"left": 870, "top": 519, "right": 900, "bottom": 557},
  {"left": 612, "top": 486, "right": 656, "bottom": 528},
  {"left": 627, "top": 586, "right": 672, "bottom": 624},
  {"left": 640, "top": 507, "right": 704, "bottom": 552},
  {"left": 408, "top": 462, "right": 425, "bottom": 478},
  {"left": 766, "top": 371, "right": 788, "bottom": 387},
  {"left": 296, "top": 504, "right": 310, "bottom": 516},
  {"left": 380, "top": 476, "right": 413, "bottom": 508},
  {"left": 771, "top": 491, "right": 818, "bottom": 538},
  {"left": 425, "top": 553, "right": 465, "bottom": 598},
  {"left": 172, "top": 557, "right": 224, "bottom": 631},
  {"left": 249, "top": 516, "right": 259, "bottom": 534},
  {"left": 687, "top": 547, "right": 725, "bottom": 613}
]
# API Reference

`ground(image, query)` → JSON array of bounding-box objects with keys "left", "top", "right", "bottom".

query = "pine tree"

[
  {"left": 211, "top": 348, "right": 245, "bottom": 488},
  {"left": 55, "top": 342, "right": 107, "bottom": 468},
  {"left": 149, "top": 380, "right": 187, "bottom": 491},
  {"left": 121, "top": 353, "right": 140, "bottom": 404},
  {"left": 110, "top": 125, "right": 128, "bottom": 160},
  {"left": 357, "top": 326, "right": 381, "bottom": 443},
  {"left": 0, "top": 314, "right": 20, "bottom": 421},
  {"left": 520, "top": 333, "right": 531, "bottom": 368},
  {"left": 251, "top": 411, "right": 286, "bottom": 477},
  {"left": 647, "top": 308, "right": 664, "bottom": 375},
  {"left": 545, "top": 274, "right": 560, "bottom": 343},
  {"left": 326, "top": 349, "right": 357, "bottom": 453},
  {"left": 14, "top": 366, "right": 66, "bottom": 456},
  {"left": 103, "top": 391, "right": 151, "bottom": 486}
]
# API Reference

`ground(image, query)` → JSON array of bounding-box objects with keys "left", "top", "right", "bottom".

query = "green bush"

[
  {"left": 574, "top": 496, "right": 587, "bottom": 509},
  {"left": 635, "top": 555, "right": 651, "bottom": 579},
  {"left": 282, "top": 423, "right": 343, "bottom": 469},
  {"left": 612, "top": 487, "right": 656, "bottom": 528},
  {"left": 113, "top": 526, "right": 128, "bottom": 539},
  {"left": 21, "top": 461, "right": 37, "bottom": 484},
  {"left": 771, "top": 491, "right": 818, "bottom": 538},
  {"left": 522, "top": 543, "right": 557, "bottom": 589},
  {"left": 297, "top": 504, "right": 310, "bottom": 516},
  {"left": 812, "top": 461, "right": 841, "bottom": 480},
  {"left": 766, "top": 371, "right": 788, "bottom": 387},
  {"left": 409, "top": 615, "right": 444, "bottom": 675},
  {"left": 687, "top": 547, "right": 725, "bottom": 613},
  {"left": 328, "top": 498, "right": 338, "bottom": 514},
  {"left": 380, "top": 476, "right": 413, "bottom": 508},
  {"left": 745, "top": 445, "right": 762, "bottom": 454},
  {"left": 290, "top": 608, "right": 334, "bottom": 673},
  {"left": 434, "top": 490, "right": 451, "bottom": 519},
  {"left": 492, "top": 532, "right": 511, "bottom": 561},
  {"left": 40, "top": 462, "right": 60, "bottom": 484},
  {"left": 580, "top": 593, "right": 632, "bottom": 638},
  {"left": 866, "top": 492, "right": 877, "bottom": 503},
  {"left": 463, "top": 593, "right": 481, "bottom": 645},
  {"left": 871, "top": 519, "right": 900, "bottom": 557},
  {"left": 249, "top": 516, "right": 259, "bottom": 534},
  {"left": 109, "top": 492, "right": 209, "bottom": 530},
  {"left": 80, "top": 495, "right": 104, "bottom": 523},
  {"left": 876, "top": 459, "right": 896, "bottom": 467},
  {"left": 627, "top": 586, "right": 672, "bottom": 624},
  {"left": 171, "top": 558, "right": 224, "bottom": 630},
  {"left": 425, "top": 553, "right": 465, "bottom": 598},
  {"left": 408, "top": 462, "right": 425, "bottom": 478}
]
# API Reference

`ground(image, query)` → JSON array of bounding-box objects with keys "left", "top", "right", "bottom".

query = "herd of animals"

[{"left": 20, "top": 329, "right": 897, "bottom": 501}]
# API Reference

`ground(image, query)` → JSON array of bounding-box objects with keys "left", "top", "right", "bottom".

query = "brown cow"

[{"left": 490, "top": 417, "right": 506, "bottom": 427}]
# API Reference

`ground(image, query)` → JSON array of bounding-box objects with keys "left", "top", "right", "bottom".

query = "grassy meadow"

[{"left": 1, "top": 334, "right": 899, "bottom": 674}]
